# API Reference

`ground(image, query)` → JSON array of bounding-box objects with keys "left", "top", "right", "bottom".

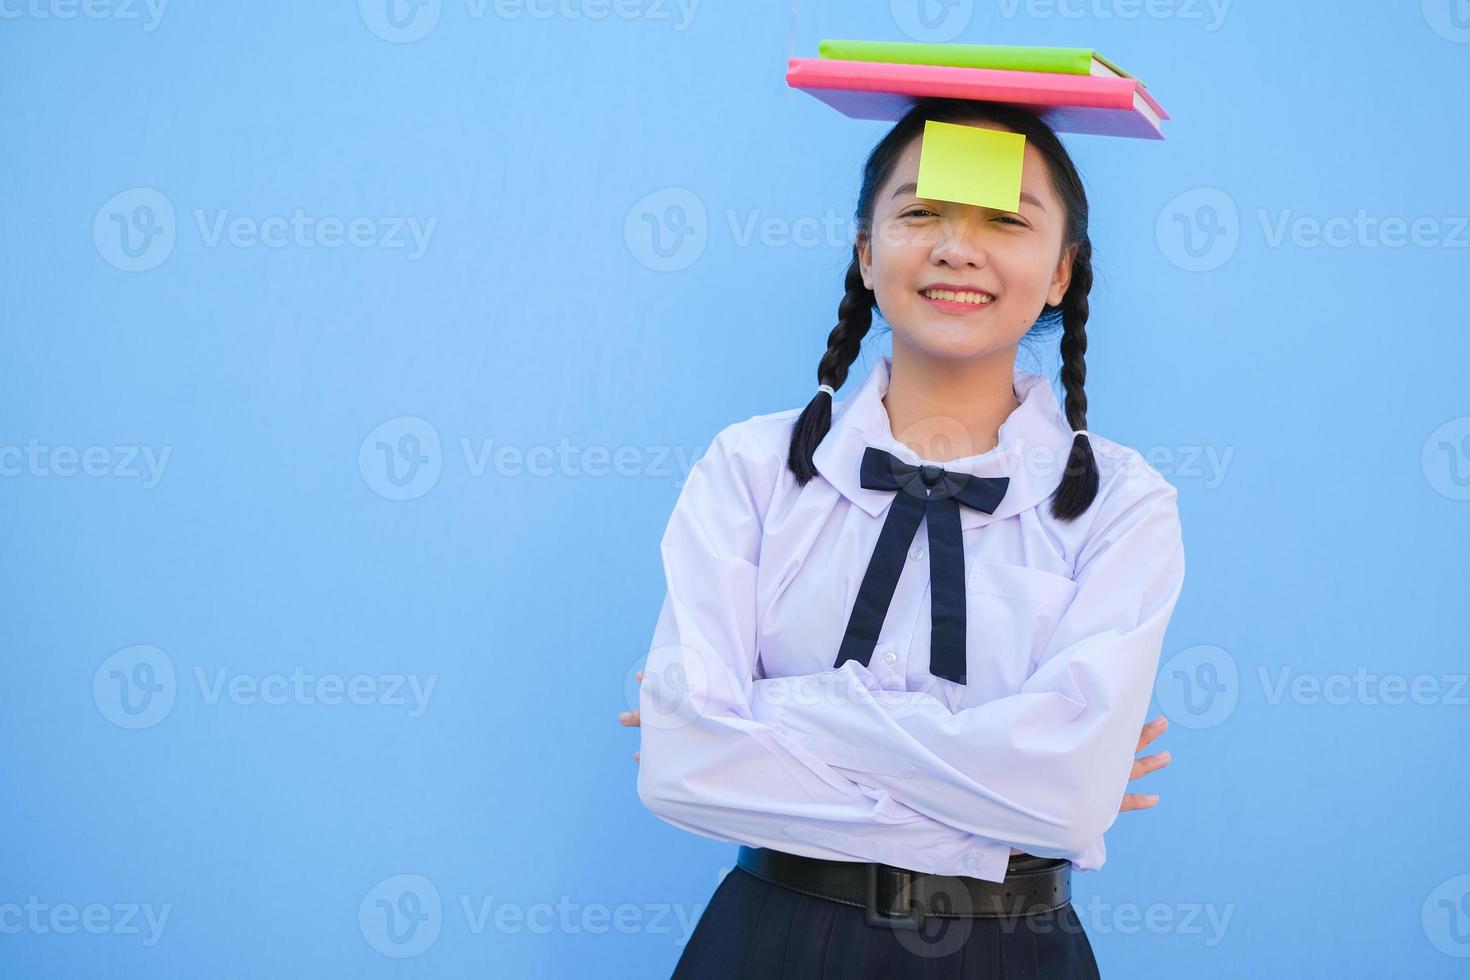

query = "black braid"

[
  {"left": 787, "top": 246, "right": 874, "bottom": 484},
  {"left": 1049, "top": 236, "right": 1101, "bottom": 521}
]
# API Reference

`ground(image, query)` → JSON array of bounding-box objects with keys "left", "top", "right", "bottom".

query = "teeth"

[{"left": 922, "top": 289, "right": 992, "bottom": 305}]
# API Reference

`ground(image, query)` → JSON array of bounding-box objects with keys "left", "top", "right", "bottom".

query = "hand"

[
  {"left": 621, "top": 672, "right": 1174, "bottom": 811},
  {"left": 1121, "top": 715, "right": 1171, "bottom": 811}
]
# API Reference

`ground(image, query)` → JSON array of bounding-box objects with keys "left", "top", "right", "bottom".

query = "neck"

[{"left": 881, "top": 342, "right": 1021, "bottom": 463}]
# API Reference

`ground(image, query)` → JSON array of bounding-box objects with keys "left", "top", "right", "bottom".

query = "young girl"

[{"left": 623, "top": 96, "right": 1185, "bottom": 978}]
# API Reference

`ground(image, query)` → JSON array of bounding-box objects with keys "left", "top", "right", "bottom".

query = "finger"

[
  {"left": 1128, "top": 750, "right": 1171, "bottom": 780},
  {"left": 634, "top": 751, "right": 640, "bottom": 764},
  {"left": 1134, "top": 715, "right": 1168, "bottom": 753},
  {"left": 637, "top": 670, "right": 644, "bottom": 682},
  {"left": 1119, "top": 793, "right": 1159, "bottom": 812}
]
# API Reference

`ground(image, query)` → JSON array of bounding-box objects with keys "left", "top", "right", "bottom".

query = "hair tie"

[
  {"left": 817, "top": 384, "right": 836, "bottom": 398},
  {"left": 1073, "top": 429, "right": 1092, "bottom": 440}
]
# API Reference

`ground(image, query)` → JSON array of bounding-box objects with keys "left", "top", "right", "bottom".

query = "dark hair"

[{"left": 785, "top": 97, "right": 1100, "bottom": 521}]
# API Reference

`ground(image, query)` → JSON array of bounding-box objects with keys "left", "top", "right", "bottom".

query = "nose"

[{"left": 928, "top": 214, "right": 989, "bottom": 269}]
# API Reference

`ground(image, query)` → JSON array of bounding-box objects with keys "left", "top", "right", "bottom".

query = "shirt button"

[
  {"left": 908, "top": 545, "right": 925, "bottom": 561},
  {"left": 963, "top": 850, "right": 984, "bottom": 871},
  {"left": 881, "top": 650, "right": 898, "bottom": 666}
]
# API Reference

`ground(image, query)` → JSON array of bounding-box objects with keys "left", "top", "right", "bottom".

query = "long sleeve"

[
  {"left": 636, "top": 423, "right": 1019, "bottom": 879},
  {"left": 748, "top": 476, "right": 1186, "bottom": 863}
]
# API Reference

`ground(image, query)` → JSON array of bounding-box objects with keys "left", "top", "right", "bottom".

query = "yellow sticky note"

[{"left": 915, "top": 120, "right": 1026, "bottom": 212}]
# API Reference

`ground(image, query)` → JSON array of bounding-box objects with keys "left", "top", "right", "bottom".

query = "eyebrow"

[{"left": 890, "top": 180, "right": 1045, "bottom": 213}]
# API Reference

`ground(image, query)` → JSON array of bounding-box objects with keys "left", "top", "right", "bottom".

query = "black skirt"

[{"left": 670, "top": 863, "right": 1101, "bottom": 979}]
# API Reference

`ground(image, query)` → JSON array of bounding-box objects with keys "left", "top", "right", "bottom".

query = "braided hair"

[{"left": 786, "top": 98, "right": 1100, "bottom": 521}]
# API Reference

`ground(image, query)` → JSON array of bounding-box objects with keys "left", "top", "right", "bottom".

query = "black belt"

[{"left": 735, "top": 846, "right": 1071, "bottom": 931}]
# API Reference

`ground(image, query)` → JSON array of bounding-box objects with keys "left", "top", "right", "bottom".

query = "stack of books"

[{"left": 787, "top": 39, "right": 1169, "bottom": 139}]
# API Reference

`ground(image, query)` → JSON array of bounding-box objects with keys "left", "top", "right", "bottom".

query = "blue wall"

[{"left": 2, "top": 1, "right": 1467, "bottom": 976}]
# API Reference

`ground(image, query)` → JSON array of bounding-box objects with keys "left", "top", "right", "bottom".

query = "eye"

[{"left": 902, "top": 207, "right": 1025, "bottom": 225}]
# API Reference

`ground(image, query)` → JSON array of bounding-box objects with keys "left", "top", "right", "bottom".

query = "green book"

[{"left": 817, "top": 39, "right": 1143, "bottom": 87}]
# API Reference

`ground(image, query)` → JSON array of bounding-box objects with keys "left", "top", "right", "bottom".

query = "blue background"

[{"left": 3, "top": 1, "right": 1468, "bottom": 977}]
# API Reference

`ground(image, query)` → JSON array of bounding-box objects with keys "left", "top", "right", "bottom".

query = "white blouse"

[{"left": 636, "top": 353, "right": 1186, "bottom": 882}]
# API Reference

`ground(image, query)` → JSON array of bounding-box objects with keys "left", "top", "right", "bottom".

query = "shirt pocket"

[{"left": 964, "top": 558, "right": 1079, "bottom": 693}]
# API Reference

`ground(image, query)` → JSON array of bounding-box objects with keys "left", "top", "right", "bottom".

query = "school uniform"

[{"left": 637, "top": 353, "right": 1186, "bottom": 978}]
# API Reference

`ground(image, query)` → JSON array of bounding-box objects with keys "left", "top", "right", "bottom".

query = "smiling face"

[{"left": 856, "top": 123, "right": 1076, "bottom": 363}]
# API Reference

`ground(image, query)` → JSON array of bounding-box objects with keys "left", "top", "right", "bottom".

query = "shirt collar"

[{"left": 811, "top": 353, "right": 1078, "bottom": 531}]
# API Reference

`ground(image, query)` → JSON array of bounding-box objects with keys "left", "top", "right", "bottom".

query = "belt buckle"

[{"left": 864, "top": 864, "right": 925, "bottom": 931}]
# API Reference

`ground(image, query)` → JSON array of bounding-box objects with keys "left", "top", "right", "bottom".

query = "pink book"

[{"left": 787, "top": 57, "right": 1169, "bottom": 140}]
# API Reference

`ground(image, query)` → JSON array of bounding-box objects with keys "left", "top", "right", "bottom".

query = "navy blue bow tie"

[{"left": 833, "top": 446, "right": 1010, "bottom": 685}]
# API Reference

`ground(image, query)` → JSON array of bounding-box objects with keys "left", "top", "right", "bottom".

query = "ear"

[
  {"left": 1046, "top": 242, "right": 1077, "bottom": 307},
  {"left": 856, "top": 227, "right": 874, "bottom": 291}
]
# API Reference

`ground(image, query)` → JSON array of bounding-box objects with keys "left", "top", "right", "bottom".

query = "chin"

[{"left": 897, "top": 316, "right": 1016, "bottom": 362}]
